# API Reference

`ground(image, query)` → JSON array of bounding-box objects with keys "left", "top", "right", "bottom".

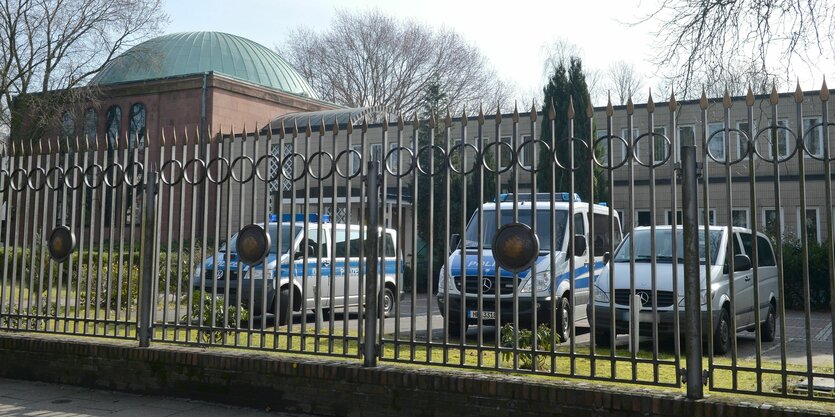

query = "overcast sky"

[{"left": 164, "top": 0, "right": 832, "bottom": 103}]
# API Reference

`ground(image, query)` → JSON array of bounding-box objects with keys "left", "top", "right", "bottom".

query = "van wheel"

[
  {"left": 761, "top": 303, "right": 777, "bottom": 342},
  {"left": 381, "top": 287, "right": 395, "bottom": 318},
  {"left": 556, "top": 296, "right": 571, "bottom": 342},
  {"left": 714, "top": 307, "right": 731, "bottom": 355},
  {"left": 277, "top": 288, "right": 290, "bottom": 326}
]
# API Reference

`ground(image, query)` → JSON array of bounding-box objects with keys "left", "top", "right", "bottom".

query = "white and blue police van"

[
  {"left": 193, "top": 214, "right": 402, "bottom": 324},
  {"left": 437, "top": 193, "right": 622, "bottom": 340}
]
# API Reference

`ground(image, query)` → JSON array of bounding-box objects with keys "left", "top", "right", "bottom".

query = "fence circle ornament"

[
  {"left": 553, "top": 138, "right": 590, "bottom": 172},
  {"left": 280, "top": 152, "right": 307, "bottom": 182},
  {"left": 592, "top": 135, "right": 630, "bottom": 169},
  {"left": 384, "top": 146, "right": 416, "bottom": 178},
  {"left": 236, "top": 224, "right": 271, "bottom": 266},
  {"left": 632, "top": 132, "right": 673, "bottom": 168},
  {"left": 103, "top": 163, "right": 124, "bottom": 188},
  {"left": 45, "top": 166, "right": 65, "bottom": 190},
  {"left": 491, "top": 222, "right": 540, "bottom": 273},
  {"left": 160, "top": 159, "right": 184, "bottom": 185},
  {"left": 481, "top": 141, "right": 516, "bottom": 174},
  {"left": 704, "top": 128, "right": 750, "bottom": 165},
  {"left": 124, "top": 161, "right": 145, "bottom": 187},
  {"left": 802, "top": 121, "right": 835, "bottom": 162},
  {"left": 306, "top": 151, "right": 335, "bottom": 181},
  {"left": 254, "top": 154, "right": 281, "bottom": 183},
  {"left": 517, "top": 139, "right": 552, "bottom": 173},
  {"left": 26, "top": 167, "right": 47, "bottom": 191},
  {"left": 10, "top": 168, "right": 27, "bottom": 191},
  {"left": 206, "top": 157, "right": 231, "bottom": 184},
  {"left": 334, "top": 149, "right": 360, "bottom": 180},
  {"left": 0, "top": 169, "right": 9, "bottom": 192},
  {"left": 416, "top": 144, "right": 448, "bottom": 176},
  {"left": 63, "top": 166, "right": 84, "bottom": 190},
  {"left": 83, "top": 164, "right": 105, "bottom": 189},
  {"left": 183, "top": 158, "right": 208, "bottom": 185},
  {"left": 448, "top": 142, "right": 481, "bottom": 175},
  {"left": 48, "top": 225, "right": 76, "bottom": 263},
  {"left": 752, "top": 125, "right": 799, "bottom": 163}
]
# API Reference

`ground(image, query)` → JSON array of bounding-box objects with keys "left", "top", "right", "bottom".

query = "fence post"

[
  {"left": 681, "top": 143, "right": 704, "bottom": 398},
  {"left": 138, "top": 171, "right": 159, "bottom": 348},
  {"left": 363, "top": 158, "right": 380, "bottom": 367}
]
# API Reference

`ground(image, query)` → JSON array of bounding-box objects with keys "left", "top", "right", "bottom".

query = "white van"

[
  {"left": 437, "top": 193, "right": 621, "bottom": 341},
  {"left": 193, "top": 214, "right": 402, "bottom": 324},
  {"left": 589, "top": 225, "right": 779, "bottom": 354}
]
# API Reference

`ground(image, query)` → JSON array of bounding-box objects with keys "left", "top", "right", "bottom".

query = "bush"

[
  {"left": 780, "top": 238, "right": 831, "bottom": 310},
  {"left": 499, "top": 323, "right": 557, "bottom": 370},
  {"left": 184, "top": 291, "right": 249, "bottom": 343}
]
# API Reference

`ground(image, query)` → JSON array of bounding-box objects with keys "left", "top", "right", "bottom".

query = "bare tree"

[
  {"left": 282, "top": 9, "right": 510, "bottom": 115},
  {"left": 541, "top": 38, "right": 584, "bottom": 80},
  {"left": 0, "top": 0, "right": 168, "bottom": 138},
  {"left": 645, "top": 0, "right": 833, "bottom": 99},
  {"left": 607, "top": 61, "right": 643, "bottom": 105}
]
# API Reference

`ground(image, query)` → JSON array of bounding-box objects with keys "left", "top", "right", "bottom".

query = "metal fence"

[{"left": 1, "top": 88, "right": 835, "bottom": 402}]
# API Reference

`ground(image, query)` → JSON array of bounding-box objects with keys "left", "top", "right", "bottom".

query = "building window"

[
  {"left": 84, "top": 108, "right": 97, "bottom": 141},
  {"left": 666, "top": 209, "right": 716, "bottom": 225},
  {"left": 520, "top": 134, "right": 534, "bottom": 168},
  {"left": 797, "top": 207, "right": 820, "bottom": 243},
  {"left": 128, "top": 103, "right": 146, "bottom": 148},
  {"left": 678, "top": 125, "right": 695, "bottom": 152},
  {"left": 636, "top": 210, "right": 652, "bottom": 227},
  {"left": 61, "top": 111, "right": 75, "bottom": 140},
  {"left": 733, "top": 121, "right": 753, "bottom": 159},
  {"left": 802, "top": 117, "right": 824, "bottom": 158},
  {"left": 653, "top": 126, "right": 667, "bottom": 164},
  {"left": 731, "top": 209, "right": 749, "bottom": 228},
  {"left": 621, "top": 128, "right": 639, "bottom": 162},
  {"left": 500, "top": 136, "right": 513, "bottom": 169},
  {"left": 105, "top": 105, "right": 121, "bottom": 149},
  {"left": 763, "top": 208, "right": 785, "bottom": 235},
  {"left": 707, "top": 123, "right": 726, "bottom": 162},
  {"left": 282, "top": 143, "right": 293, "bottom": 191},
  {"left": 767, "top": 120, "right": 792, "bottom": 160}
]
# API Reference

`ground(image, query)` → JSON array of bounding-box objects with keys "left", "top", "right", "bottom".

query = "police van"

[
  {"left": 193, "top": 214, "right": 402, "bottom": 324},
  {"left": 437, "top": 193, "right": 621, "bottom": 340}
]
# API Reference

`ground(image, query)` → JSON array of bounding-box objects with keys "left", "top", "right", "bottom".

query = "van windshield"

[
  {"left": 613, "top": 229, "right": 723, "bottom": 265},
  {"left": 464, "top": 209, "right": 567, "bottom": 251},
  {"left": 220, "top": 223, "right": 298, "bottom": 255}
]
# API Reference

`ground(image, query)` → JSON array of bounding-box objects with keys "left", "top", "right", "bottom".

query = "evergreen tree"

[{"left": 536, "top": 58, "right": 607, "bottom": 202}]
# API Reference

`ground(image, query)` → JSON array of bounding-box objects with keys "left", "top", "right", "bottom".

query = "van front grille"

[{"left": 614, "top": 289, "right": 675, "bottom": 308}]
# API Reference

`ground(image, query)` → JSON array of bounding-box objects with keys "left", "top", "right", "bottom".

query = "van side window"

[
  {"left": 304, "top": 228, "right": 328, "bottom": 259},
  {"left": 573, "top": 213, "right": 585, "bottom": 236},
  {"left": 335, "top": 229, "right": 362, "bottom": 258},
  {"left": 740, "top": 232, "right": 754, "bottom": 259},
  {"left": 385, "top": 233, "right": 396, "bottom": 257},
  {"left": 592, "top": 213, "right": 617, "bottom": 254},
  {"left": 757, "top": 235, "right": 776, "bottom": 266}
]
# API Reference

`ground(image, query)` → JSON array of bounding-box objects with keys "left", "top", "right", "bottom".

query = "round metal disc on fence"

[
  {"left": 236, "top": 224, "right": 271, "bottom": 265},
  {"left": 491, "top": 222, "right": 540, "bottom": 273},
  {"left": 48, "top": 225, "right": 76, "bottom": 262}
]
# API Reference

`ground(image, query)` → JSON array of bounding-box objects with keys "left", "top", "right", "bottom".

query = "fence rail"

[{"left": 1, "top": 86, "right": 835, "bottom": 402}]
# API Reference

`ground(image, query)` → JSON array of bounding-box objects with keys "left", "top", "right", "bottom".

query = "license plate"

[{"left": 467, "top": 310, "right": 496, "bottom": 320}]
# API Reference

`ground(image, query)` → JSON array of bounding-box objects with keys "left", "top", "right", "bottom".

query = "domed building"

[{"left": 44, "top": 31, "right": 336, "bottom": 145}]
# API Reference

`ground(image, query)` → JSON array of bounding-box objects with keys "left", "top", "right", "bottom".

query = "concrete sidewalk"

[{"left": 0, "top": 377, "right": 320, "bottom": 417}]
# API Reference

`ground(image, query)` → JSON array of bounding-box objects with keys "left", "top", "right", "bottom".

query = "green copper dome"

[{"left": 90, "top": 31, "right": 318, "bottom": 98}]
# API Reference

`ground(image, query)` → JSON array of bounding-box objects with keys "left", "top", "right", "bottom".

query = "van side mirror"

[
  {"left": 602, "top": 252, "right": 611, "bottom": 263},
  {"left": 571, "top": 235, "right": 587, "bottom": 257},
  {"left": 450, "top": 234, "right": 461, "bottom": 252},
  {"left": 733, "top": 254, "right": 752, "bottom": 272}
]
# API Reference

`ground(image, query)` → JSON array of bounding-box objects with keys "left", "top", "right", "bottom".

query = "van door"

[
  {"left": 333, "top": 227, "right": 362, "bottom": 310},
  {"left": 297, "top": 227, "right": 331, "bottom": 310},
  {"left": 571, "top": 212, "right": 589, "bottom": 320},
  {"left": 731, "top": 232, "right": 754, "bottom": 326}
]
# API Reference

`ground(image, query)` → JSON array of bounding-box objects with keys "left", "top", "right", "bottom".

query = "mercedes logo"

[
  {"left": 482, "top": 278, "right": 493, "bottom": 292},
  {"left": 638, "top": 291, "right": 650, "bottom": 306},
  {"left": 215, "top": 269, "right": 225, "bottom": 280}
]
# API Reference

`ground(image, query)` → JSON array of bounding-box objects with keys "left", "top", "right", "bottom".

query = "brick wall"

[{"left": 0, "top": 333, "right": 827, "bottom": 417}]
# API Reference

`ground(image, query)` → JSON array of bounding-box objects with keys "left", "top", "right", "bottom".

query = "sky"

[{"left": 163, "top": 0, "right": 833, "bottom": 104}]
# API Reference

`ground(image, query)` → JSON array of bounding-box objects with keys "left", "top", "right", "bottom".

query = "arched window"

[
  {"left": 61, "top": 111, "right": 74, "bottom": 140},
  {"left": 128, "top": 103, "right": 146, "bottom": 148},
  {"left": 106, "top": 105, "right": 121, "bottom": 149},
  {"left": 84, "top": 108, "right": 97, "bottom": 141}
]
